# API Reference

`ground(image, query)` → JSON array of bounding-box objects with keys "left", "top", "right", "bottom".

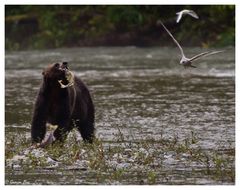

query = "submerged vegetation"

[
  {"left": 5, "top": 5, "right": 235, "bottom": 50},
  {"left": 5, "top": 128, "right": 235, "bottom": 185}
]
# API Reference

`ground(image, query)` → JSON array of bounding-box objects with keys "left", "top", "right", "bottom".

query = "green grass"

[{"left": 5, "top": 129, "right": 235, "bottom": 185}]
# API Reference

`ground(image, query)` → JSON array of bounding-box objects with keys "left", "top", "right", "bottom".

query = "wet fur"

[{"left": 31, "top": 63, "right": 95, "bottom": 144}]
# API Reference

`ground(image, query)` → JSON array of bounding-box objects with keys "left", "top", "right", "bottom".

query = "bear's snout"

[{"left": 61, "top": 62, "right": 69, "bottom": 70}]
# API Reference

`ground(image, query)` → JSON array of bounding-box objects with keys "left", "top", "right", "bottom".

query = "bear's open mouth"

[{"left": 58, "top": 62, "right": 74, "bottom": 88}]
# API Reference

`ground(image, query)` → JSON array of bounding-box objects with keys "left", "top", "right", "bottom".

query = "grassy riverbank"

[{"left": 5, "top": 128, "right": 235, "bottom": 184}]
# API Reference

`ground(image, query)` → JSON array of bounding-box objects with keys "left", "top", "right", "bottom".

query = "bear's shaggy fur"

[{"left": 31, "top": 62, "right": 95, "bottom": 144}]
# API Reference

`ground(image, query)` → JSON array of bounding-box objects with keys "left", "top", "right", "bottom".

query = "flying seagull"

[
  {"left": 159, "top": 20, "right": 224, "bottom": 68},
  {"left": 176, "top": 9, "right": 199, "bottom": 23}
]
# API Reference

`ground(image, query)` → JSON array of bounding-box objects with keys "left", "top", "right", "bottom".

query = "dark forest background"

[{"left": 5, "top": 5, "right": 235, "bottom": 51}]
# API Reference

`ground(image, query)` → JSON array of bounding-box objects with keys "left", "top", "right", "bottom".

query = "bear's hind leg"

[
  {"left": 74, "top": 120, "right": 95, "bottom": 143},
  {"left": 31, "top": 123, "right": 46, "bottom": 143}
]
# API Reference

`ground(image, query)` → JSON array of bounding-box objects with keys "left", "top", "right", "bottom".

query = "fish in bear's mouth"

[{"left": 58, "top": 62, "right": 74, "bottom": 88}]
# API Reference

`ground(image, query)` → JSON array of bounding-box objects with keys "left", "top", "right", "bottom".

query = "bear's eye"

[{"left": 54, "top": 63, "right": 60, "bottom": 68}]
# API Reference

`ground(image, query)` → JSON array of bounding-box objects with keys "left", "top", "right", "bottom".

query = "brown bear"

[{"left": 31, "top": 62, "right": 95, "bottom": 144}]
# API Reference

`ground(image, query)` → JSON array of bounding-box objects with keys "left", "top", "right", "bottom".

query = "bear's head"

[{"left": 42, "top": 62, "right": 73, "bottom": 88}]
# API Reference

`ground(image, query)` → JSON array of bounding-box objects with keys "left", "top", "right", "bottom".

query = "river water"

[{"left": 5, "top": 47, "right": 235, "bottom": 185}]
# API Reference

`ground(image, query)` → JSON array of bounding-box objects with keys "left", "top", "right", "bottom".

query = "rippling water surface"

[{"left": 5, "top": 47, "right": 235, "bottom": 185}]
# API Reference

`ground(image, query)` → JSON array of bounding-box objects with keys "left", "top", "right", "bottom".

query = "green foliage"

[
  {"left": 5, "top": 5, "right": 235, "bottom": 50},
  {"left": 147, "top": 171, "right": 157, "bottom": 184},
  {"left": 107, "top": 6, "right": 144, "bottom": 31}
]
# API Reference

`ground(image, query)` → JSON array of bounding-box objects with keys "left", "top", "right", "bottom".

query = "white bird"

[
  {"left": 159, "top": 20, "right": 225, "bottom": 68},
  {"left": 176, "top": 9, "right": 199, "bottom": 23}
]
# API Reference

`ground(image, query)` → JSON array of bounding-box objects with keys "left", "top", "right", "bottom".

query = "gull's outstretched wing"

[
  {"left": 189, "top": 50, "right": 225, "bottom": 62},
  {"left": 176, "top": 12, "right": 183, "bottom": 23},
  {"left": 187, "top": 10, "right": 199, "bottom": 19},
  {"left": 159, "top": 20, "right": 185, "bottom": 57}
]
